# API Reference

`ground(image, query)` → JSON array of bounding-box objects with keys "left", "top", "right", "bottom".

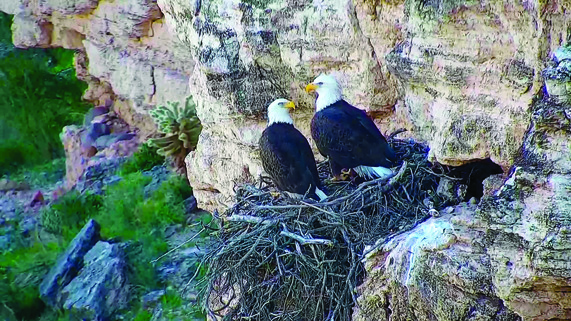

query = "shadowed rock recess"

[{"left": 2, "top": 0, "right": 571, "bottom": 319}]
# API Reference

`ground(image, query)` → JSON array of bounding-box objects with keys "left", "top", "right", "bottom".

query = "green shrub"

[
  {"left": 0, "top": 12, "right": 89, "bottom": 176},
  {"left": 40, "top": 191, "right": 102, "bottom": 240},
  {"left": 119, "top": 143, "right": 165, "bottom": 176}
]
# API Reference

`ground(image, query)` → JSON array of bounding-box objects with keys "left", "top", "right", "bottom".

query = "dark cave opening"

[{"left": 438, "top": 158, "right": 504, "bottom": 201}]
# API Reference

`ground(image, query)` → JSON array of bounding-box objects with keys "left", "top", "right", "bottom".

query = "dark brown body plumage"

[
  {"left": 310, "top": 100, "right": 396, "bottom": 176},
  {"left": 259, "top": 122, "right": 322, "bottom": 199}
]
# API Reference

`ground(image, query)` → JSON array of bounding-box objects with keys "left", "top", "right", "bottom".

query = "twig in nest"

[
  {"left": 388, "top": 128, "right": 407, "bottom": 140},
  {"left": 226, "top": 215, "right": 279, "bottom": 225},
  {"left": 280, "top": 224, "right": 333, "bottom": 246}
]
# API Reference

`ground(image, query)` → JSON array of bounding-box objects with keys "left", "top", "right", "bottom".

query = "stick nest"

[{"left": 198, "top": 131, "right": 451, "bottom": 321}]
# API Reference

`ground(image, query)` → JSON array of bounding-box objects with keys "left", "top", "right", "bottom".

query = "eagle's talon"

[
  {"left": 330, "top": 175, "right": 344, "bottom": 182},
  {"left": 270, "top": 191, "right": 281, "bottom": 198},
  {"left": 331, "top": 169, "right": 352, "bottom": 181}
]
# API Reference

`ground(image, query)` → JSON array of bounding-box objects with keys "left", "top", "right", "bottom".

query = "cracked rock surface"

[
  {"left": 2, "top": 0, "right": 569, "bottom": 211},
  {"left": 353, "top": 56, "right": 571, "bottom": 320}
]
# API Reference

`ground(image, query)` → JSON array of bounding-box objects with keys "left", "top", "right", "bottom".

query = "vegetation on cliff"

[
  {"left": 1, "top": 153, "right": 205, "bottom": 320},
  {"left": 0, "top": 13, "right": 207, "bottom": 320},
  {"left": 0, "top": 12, "right": 89, "bottom": 177}
]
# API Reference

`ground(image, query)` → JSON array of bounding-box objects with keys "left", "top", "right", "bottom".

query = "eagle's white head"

[
  {"left": 305, "top": 74, "right": 343, "bottom": 112},
  {"left": 267, "top": 98, "right": 295, "bottom": 125}
]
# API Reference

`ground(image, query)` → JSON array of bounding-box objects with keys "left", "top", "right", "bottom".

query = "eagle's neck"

[
  {"left": 268, "top": 111, "right": 294, "bottom": 125},
  {"left": 315, "top": 90, "right": 342, "bottom": 112}
]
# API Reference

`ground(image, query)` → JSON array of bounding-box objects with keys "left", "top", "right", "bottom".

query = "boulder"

[
  {"left": 61, "top": 241, "right": 129, "bottom": 321},
  {"left": 40, "top": 219, "right": 101, "bottom": 307},
  {"left": 0, "top": 179, "right": 30, "bottom": 191},
  {"left": 62, "top": 108, "right": 138, "bottom": 190}
]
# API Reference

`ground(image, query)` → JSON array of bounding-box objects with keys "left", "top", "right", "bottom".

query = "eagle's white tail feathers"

[
  {"left": 315, "top": 187, "right": 327, "bottom": 201},
  {"left": 354, "top": 165, "right": 393, "bottom": 180},
  {"left": 285, "top": 188, "right": 327, "bottom": 201}
]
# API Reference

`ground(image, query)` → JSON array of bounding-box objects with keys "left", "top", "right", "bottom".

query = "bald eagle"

[
  {"left": 305, "top": 74, "right": 397, "bottom": 180},
  {"left": 259, "top": 98, "right": 327, "bottom": 201}
]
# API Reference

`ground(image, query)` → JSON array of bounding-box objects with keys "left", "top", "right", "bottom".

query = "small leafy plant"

[{"left": 148, "top": 96, "right": 202, "bottom": 171}]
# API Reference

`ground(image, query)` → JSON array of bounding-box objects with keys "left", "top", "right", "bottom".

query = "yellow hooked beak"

[
  {"left": 284, "top": 101, "right": 295, "bottom": 110},
  {"left": 305, "top": 83, "right": 319, "bottom": 93}
]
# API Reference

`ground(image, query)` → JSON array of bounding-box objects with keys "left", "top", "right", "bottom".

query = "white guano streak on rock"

[{"left": 384, "top": 217, "right": 455, "bottom": 286}]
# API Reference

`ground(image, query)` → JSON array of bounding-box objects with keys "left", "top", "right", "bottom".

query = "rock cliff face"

[
  {"left": 3, "top": 0, "right": 568, "bottom": 210},
  {"left": 2, "top": 0, "right": 571, "bottom": 319},
  {"left": 354, "top": 87, "right": 571, "bottom": 320}
]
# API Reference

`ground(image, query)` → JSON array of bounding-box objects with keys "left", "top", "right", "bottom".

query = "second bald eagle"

[
  {"left": 259, "top": 98, "right": 327, "bottom": 201},
  {"left": 306, "top": 74, "right": 397, "bottom": 180}
]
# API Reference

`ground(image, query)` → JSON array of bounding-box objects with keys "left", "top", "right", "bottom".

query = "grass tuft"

[{"left": 119, "top": 143, "right": 165, "bottom": 176}]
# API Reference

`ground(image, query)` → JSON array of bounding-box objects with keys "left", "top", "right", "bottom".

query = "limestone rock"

[
  {"left": 12, "top": 13, "right": 52, "bottom": 48},
  {"left": 62, "top": 109, "right": 138, "bottom": 190},
  {"left": 380, "top": 1, "right": 570, "bottom": 169},
  {"left": 354, "top": 57, "right": 571, "bottom": 321},
  {"left": 0, "top": 0, "right": 22, "bottom": 15},
  {"left": 2, "top": 0, "right": 570, "bottom": 213},
  {"left": 61, "top": 241, "right": 128, "bottom": 321},
  {"left": 40, "top": 219, "right": 101, "bottom": 307},
  {"left": 38, "top": 0, "right": 99, "bottom": 15}
]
